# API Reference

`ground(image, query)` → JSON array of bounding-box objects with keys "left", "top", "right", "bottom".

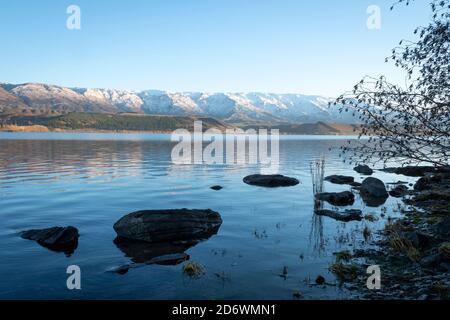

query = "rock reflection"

[{"left": 113, "top": 237, "right": 194, "bottom": 265}]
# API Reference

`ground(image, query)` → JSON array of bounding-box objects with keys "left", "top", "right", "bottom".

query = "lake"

[{"left": 0, "top": 133, "right": 416, "bottom": 299}]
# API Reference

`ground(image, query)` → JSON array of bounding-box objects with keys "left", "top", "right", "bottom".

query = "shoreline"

[
  {"left": 0, "top": 126, "right": 358, "bottom": 136},
  {"left": 331, "top": 168, "right": 450, "bottom": 300}
]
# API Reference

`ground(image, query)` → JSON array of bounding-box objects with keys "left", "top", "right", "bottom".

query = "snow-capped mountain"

[{"left": 0, "top": 82, "right": 356, "bottom": 124}]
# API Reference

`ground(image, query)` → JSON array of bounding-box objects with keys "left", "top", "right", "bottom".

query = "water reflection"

[{"left": 0, "top": 134, "right": 413, "bottom": 299}]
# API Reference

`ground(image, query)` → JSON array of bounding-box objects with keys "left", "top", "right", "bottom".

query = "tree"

[{"left": 332, "top": 0, "right": 450, "bottom": 167}]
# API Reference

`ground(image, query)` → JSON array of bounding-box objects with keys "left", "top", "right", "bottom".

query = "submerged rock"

[
  {"left": 360, "top": 177, "right": 389, "bottom": 207},
  {"left": 210, "top": 185, "right": 223, "bottom": 191},
  {"left": 325, "top": 175, "right": 354, "bottom": 185},
  {"left": 315, "top": 191, "right": 355, "bottom": 206},
  {"left": 243, "top": 174, "right": 300, "bottom": 188},
  {"left": 354, "top": 165, "right": 373, "bottom": 175},
  {"left": 315, "top": 209, "right": 363, "bottom": 222},
  {"left": 389, "top": 185, "right": 409, "bottom": 198},
  {"left": 114, "top": 209, "right": 222, "bottom": 243},
  {"left": 20, "top": 226, "right": 79, "bottom": 255}
]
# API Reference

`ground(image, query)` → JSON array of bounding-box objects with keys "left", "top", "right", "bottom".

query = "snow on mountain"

[{"left": 0, "top": 82, "right": 357, "bottom": 124}]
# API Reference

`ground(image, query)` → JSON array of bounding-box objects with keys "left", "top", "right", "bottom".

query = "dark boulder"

[
  {"left": 354, "top": 165, "right": 373, "bottom": 175},
  {"left": 20, "top": 226, "right": 79, "bottom": 255},
  {"left": 360, "top": 177, "right": 389, "bottom": 207},
  {"left": 315, "top": 209, "right": 363, "bottom": 222},
  {"left": 210, "top": 185, "right": 223, "bottom": 191},
  {"left": 389, "top": 185, "right": 409, "bottom": 198},
  {"left": 243, "top": 174, "right": 299, "bottom": 188},
  {"left": 315, "top": 275, "right": 326, "bottom": 285},
  {"left": 325, "top": 175, "right": 354, "bottom": 185},
  {"left": 315, "top": 191, "right": 355, "bottom": 206},
  {"left": 113, "top": 209, "right": 222, "bottom": 243}
]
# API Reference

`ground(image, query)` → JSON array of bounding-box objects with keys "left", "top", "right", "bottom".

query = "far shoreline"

[{"left": 0, "top": 125, "right": 360, "bottom": 136}]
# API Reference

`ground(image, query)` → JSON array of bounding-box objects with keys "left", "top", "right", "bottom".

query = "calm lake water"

[{"left": 0, "top": 133, "right": 417, "bottom": 299}]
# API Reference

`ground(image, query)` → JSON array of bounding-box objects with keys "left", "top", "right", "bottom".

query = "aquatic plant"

[{"left": 182, "top": 262, "right": 205, "bottom": 278}]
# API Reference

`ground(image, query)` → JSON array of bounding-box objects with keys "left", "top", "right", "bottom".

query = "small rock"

[
  {"left": 243, "top": 174, "right": 300, "bottom": 187},
  {"left": 315, "top": 275, "right": 326, "bottom": 285},
  {"left": 350, "top": 182, "right": 362, "bottom": 187},
  {"left": 20, "top": 226, "right": 79, "bottom": 255},
  {"left": 389, "top": 185, "right": 409, "bottom": 198},
  {"left": 325, "top": 175, "right": 354, "bottom": 185},
  {"left": 315, "top": 191, "right": 355, "bottom": 206},
  {"left": 354, "top": 165, "right": 373, "bottom": 175},
  {"left": 210, "top": 185, "right": 223, "bottom": 191},
  {"left": 315, "top": 209, "right": 363, "bottom": 222}
]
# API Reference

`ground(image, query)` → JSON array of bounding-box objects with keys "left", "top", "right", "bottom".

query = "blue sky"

[{"left": 0, "top": 0, "right": 432, "bottom": 96}]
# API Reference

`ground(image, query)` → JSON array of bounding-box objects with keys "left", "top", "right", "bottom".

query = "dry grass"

[
  {"left": 389, "top": 234, "right": 421, "bottom": 262},
  {"left": 0, "top": 124, "right": 49, "bottom": 132},
  {"left": 182, "top": 262, "right": 205, "bottom": 278},
  {"left": 330, "top": 262, "right": 359, "bottom": 281},
  {"left": 333, "top": 250, "right": 353, "bottom": 262}
]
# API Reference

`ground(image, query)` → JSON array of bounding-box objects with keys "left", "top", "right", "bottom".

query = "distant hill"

[
  {"left": 0, "top": 82, "right": 358, "bottom": 124},
  {"left": 242, "top": 122, "right": 359, "bottom": 135},
  {"left": 4, "top": 113, "right": 232, "bottom": 133},
  {"left": 1, "top": 113, "right": 358, "bottom": 135}
]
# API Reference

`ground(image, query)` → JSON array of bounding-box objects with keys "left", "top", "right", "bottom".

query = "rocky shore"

[{"left": 332, "top": 167, "right": 450, "bottom": 300}]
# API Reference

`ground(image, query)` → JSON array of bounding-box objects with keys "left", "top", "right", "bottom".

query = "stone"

[
  {"left": 324, "top": 175, "right": 354, "bottom": 185},
  {"left": 113, "top": 209, "right": 222, "bottom": 243},
  {"left": 20, "top": 226, "right": 79, "bottom": 255},
  {"left": 389, "top": 185, "right": 409, "bottom": 198},
  {"left": 243, "top": 174, "right": 300, "bottom": 187},
  {"left": 315, "top": 209, "right": 363, "bottom": 222},
  {"left": 315, "top": 275, "right": 326, "bottom": 285},
  {"left": 315, "top": 191, "right": 355, "bottom": 206},
  {"left": 360, "top": 177, "right": 389, "bottom": 207},
  {"left": 210, "top": 185, "right": 223, "bottom": 191},
  {"left": 354, "top": 165, "right": 373, "bottom": 175}
]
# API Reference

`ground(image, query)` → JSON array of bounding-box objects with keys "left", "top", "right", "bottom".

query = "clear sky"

[{"left": 0, "top": 0, "right": 432, "bottom": 97}]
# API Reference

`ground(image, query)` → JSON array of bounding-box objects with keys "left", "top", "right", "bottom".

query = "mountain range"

[{"left": 0, "top": 82, "right": 356, "bottom": 125}]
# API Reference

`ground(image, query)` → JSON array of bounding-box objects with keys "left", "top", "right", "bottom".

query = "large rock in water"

[
  {"left": 324, "top": 175, "right": 354, "bottom": 185},
  {"left": 354, "top": 165, "right": 373, "bottom": 175},
  {"left": 315, "top": 191, "right": 355, "bottom": 206},
  {"left": 20, "top": 226, "right": 79, "bottom": 255},
  {"left": 360, "top": 177, "right": 389, "bottom": 207},
  {"left": 113, "top": 209, "right": 222, "bottom": 243},
  {"left": 243, "top": 174, "right": 300, "bottom": 187}
]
